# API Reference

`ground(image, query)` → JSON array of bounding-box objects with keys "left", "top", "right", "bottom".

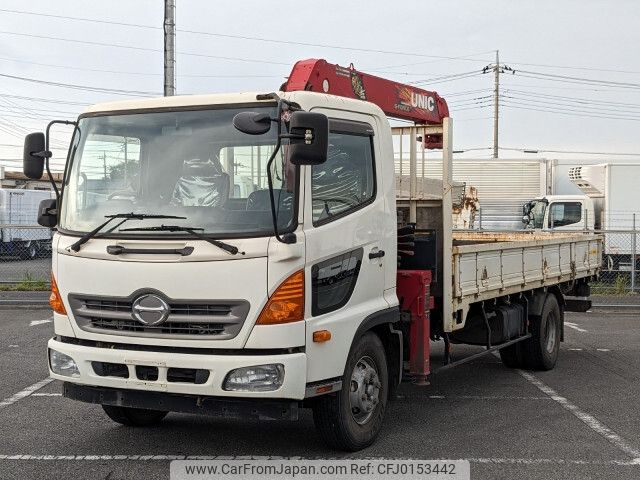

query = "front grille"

[
  {"left": 89, "top": 318, "right": 225, "bottom": 335},
  {"left": 69, "top": 293, "right": 250, "bottom": 340}
]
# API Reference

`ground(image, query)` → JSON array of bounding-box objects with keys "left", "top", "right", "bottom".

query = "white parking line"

[
  {"left": 565, "top": 322, "right": 588, "bottom": 333},
  {"left": 518, "top": 370, "right": 640, "bottom": 463},
  {"left": 597, "top": 348, "right": 611, "bottom": 352},
  {"left": 568, "top": 348, "right": 583, "bottom": 351},
  {"left": 0, "top": 378, "right": 54, "bottom": 409},
  {"left": 424, "top": 395, "right": 552, "bottom": 400},
  {"left": 0, "top": 455, "right": 637, "bottom": 466},
  {"left": 29, "top": 317, "right": 53, "bottom": 327},
  {"left": 31, "top": 393, "right": 61, "bottom": 397}
]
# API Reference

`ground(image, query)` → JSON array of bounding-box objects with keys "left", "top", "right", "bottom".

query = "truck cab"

[
  {"left": 523, "top": 194, "right": 595, "bottom": 231},
  {"left": 24, "top": 90, "right": 401, "bottom": 450}
]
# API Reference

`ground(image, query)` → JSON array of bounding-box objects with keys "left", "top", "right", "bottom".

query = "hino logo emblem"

[{"left": 131, "top": 294, "right": 170, "bottom": 326}]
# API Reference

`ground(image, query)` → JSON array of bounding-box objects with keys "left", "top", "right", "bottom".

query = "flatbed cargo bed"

[{"left": 449, "top": 231, "right": 601, "bottom": 329}]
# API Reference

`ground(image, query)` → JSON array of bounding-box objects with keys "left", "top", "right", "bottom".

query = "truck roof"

[
  {"left": 82, "top": 91, "right": 387, "bottom": 119},
  {"left": 535, "top": 194, "right": 591, "bottom": 202}
]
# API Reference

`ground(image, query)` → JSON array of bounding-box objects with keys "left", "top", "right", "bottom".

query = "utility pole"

[
  {"left": 493, "top": 50, "right": 499, "bottom": 158},
  {"left": 164, "top": 0, "right": 176, "bottom": 96}
]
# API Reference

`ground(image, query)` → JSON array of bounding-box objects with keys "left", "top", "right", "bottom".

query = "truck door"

[
  {"left": 548, "top": 201, "right": 584, "bottom": 230},
  {"left": 303, "top": 117, "right": 390, "bottom": 379}
]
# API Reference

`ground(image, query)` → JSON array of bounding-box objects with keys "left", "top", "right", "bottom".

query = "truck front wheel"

[
  {"left": 312, "top": 332, "right": 388, "bottom": 451},
  {"left": 101, "top": 405, "right": 168, "bottom": 426}
]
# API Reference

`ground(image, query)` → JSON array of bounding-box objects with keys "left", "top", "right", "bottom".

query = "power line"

[
  {"left": 501, "top": 102, "right": 640, "bottom": 122},
  {"left": 440, "top": 88, "right": 493, "bottom": 97},
  {"left": 370, "top": 51, "right": 496, "bottom": 72},
  {"left": 502, "top": 97, "right": 640, "bottom": 118},
  {"left": 503, "top": 89, "right": 640, "bottom": 109},
  {"left": 0, "top": 72, "right": 159, "bottom": 96},
  {"left": 499, "top": 147, "right": 640, "bottom": 156},
  {"left": 411, "top": 70, "right": 484, "bottom": 86},
  {"left": 516, "top": 69, "right": 640, "bottom": 88},
  {"left": 0, "top": 92, "right": 91, "bottom": 106},
  {"left": 0, "top": 31, "right": 291, "bottom": 66},
  {"left": 6, "top": 7, "right": 640, "bottom": 81},
  {"left": 503, "top": 59, "right": 640, "bottom": 75},
  {"left": 0, "top": 56, "right": 283, "bottom": 79},
  {"left": 512, "top": 71, "right": 640, "bottom": 90},
  {"left": 502, "top": 95, "right": 640, "bottom": 116},
  {"left": 0, "top": 8, "right": 495, "bottom": 63}
]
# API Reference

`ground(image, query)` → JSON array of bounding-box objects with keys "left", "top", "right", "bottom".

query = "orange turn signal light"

[
  {"left": 313, "top": 330, "right": 332, "bottom": 343},
  {"left": 256, "top": 270, "right": 304, "bottom": 325},
  {"left": 49, "top": 273, "right": 67, "bottom": 315}
]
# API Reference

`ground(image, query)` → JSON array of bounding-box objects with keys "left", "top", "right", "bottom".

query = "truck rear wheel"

[
  {"left": 312, "top": 332, "right": 388, "bottom": 451},
  {"left": 21, "top": 241, "right": 37, "bottom": 260},
  {"left": 522, "top": 294, "right": 561, "bottom": 371},
  {"left": 101, "top": 405, "right": 168, "bottom": 426}
]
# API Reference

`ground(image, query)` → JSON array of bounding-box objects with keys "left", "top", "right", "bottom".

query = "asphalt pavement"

[{"left": 0, "top": 308, "right": 638, "bottom": 480}]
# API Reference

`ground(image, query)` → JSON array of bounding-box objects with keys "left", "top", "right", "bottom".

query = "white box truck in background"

[
  {"left": 522, "top": 163, "right": 640, "bottom": 269},
  {"left": 0, "top": 188, "right": 54, "bottom": 259}
]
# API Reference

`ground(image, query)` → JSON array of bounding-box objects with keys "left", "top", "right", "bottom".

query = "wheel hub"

[
  {"left": 349, "top": 356, "right": 381, "bottom": 425},
  {"left": 545, "top": 312, "right": 558, "bottom": 354}
]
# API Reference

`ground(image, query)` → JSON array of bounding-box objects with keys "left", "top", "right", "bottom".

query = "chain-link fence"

[
  {"left": 591, "top": 229, "right": 640, "bottom": 307},
  {"left": 0, "top": 225, "right": 52, "bottom": 287}
]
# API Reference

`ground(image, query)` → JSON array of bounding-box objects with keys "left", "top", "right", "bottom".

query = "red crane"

[{"left": 281, "top": 58, "right": 449, "bottom": 148}]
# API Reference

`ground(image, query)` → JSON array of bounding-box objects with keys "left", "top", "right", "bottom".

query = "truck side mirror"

[
  {"left": 23, "top": 132, "right": 47, "bottom": 179},
  {"left": 522, "top": 203, "right": 531, "bottom": 216},
  {"left": 287, "top": 112, "right": 328, "bottom": 166},
  {"left": 232, "top": 112, "right": 272, "bottom": 135},
  {"left": 37, "top": 198, "right": 58, "bottom": 228}
]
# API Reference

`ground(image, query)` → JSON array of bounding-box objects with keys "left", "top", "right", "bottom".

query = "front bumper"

[
  {"left": 48, "top": 338, "right": 307, "bottom": 400},
  {"left": 63, "top": 383, "right": 299, "bottom": 420}
]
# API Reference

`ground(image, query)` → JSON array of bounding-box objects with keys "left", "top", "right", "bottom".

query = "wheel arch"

[
  {"left": 350, "top": 307, "right": 402, "bottom": 400},
  {"left": 528, "top": 287, "right": 565, "bottom": 342}
]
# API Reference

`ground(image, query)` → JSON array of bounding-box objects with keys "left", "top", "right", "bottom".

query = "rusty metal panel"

[
  {"left": 523, "top": 246, "right": 544, "bottom": 283},
  {"left": 501, "top": 247, "right": 525, "bottom": 289},
  {"left": 457, "top": 253, "right": 479, "bottom": 298}
]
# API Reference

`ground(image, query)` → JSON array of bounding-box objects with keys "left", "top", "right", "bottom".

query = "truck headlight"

[
  {"left": 49, "top": 349, "right": 80, "bottom": 377},
  {"left": 223, "top": 364, "right": 284, "bottom": 392}
]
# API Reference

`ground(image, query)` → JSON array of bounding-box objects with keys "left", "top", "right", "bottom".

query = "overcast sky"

[{"left": 2, "top": 0, "right": 640, "bottom": 171}]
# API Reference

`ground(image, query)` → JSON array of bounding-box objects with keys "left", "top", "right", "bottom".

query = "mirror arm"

[
  {"left": 45, "top": 120, "right": 77, "bottom": 201},
  {"left": 265, "top": 100, "right": 297, "bottom": 245}
]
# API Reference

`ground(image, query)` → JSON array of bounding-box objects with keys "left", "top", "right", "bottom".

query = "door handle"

[{"left": 369, "top": 249, "right": 385, "bottom": 259}]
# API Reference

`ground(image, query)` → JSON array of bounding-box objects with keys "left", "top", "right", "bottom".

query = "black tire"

[
  {"left": 21, "top": 242, "right": 37, "bottom": 260},
  {"left": 521, "top": 294, "right": 562, "bottom": 371},
  {"left": 101, "top": 405, "right": 168, "bottom": 426},
  {"left": 312, "top": 332, "right": 388, "bottom": 451},
  {"left": 499, "top": 342, "right": 525, "bottom": 368}
]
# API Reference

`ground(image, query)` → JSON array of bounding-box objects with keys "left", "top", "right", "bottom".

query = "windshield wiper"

[
  {"left": 119, "top": 225, "right": 244, "bottom": 256},
  {"left": 68, "top": 213, "right": 186, "bottom": 252}
]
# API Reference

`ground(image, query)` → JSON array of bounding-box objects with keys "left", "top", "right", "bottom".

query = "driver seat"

[{"left": 171, "top": 157, "right": 230, "bottom": 207}]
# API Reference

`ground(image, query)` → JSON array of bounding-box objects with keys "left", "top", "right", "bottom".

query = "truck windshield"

[
  {"left": 528, "top": 200, "right": 547, "bottom": 229},
  {"left": 60, "top": 106, "right": 296, "bottom": 238}
]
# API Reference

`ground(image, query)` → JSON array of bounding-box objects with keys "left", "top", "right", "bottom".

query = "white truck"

[
  {"left": 522, "top": 163, "right": 640, "bottom": 270},
  {"left": 0, "top": 187, "right": 53, "bottom": 259},
  {"left": 23, "top": 59, "right": 601, "bottom": 451}
]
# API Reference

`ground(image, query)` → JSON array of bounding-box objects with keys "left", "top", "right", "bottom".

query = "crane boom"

[{"left": 282, "top": 59, "right": 449, "bottom": 148}]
